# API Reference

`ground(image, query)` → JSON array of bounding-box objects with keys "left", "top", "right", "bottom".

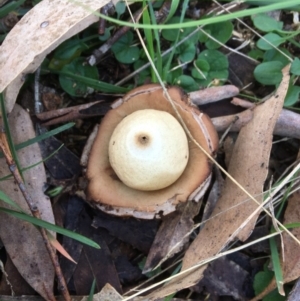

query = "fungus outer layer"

[
  {"left": 108, "top": 109, "right": 189, "bottom": 191},
  {"left": 86, "top": 84, "right": 219, "bottom": 219}
]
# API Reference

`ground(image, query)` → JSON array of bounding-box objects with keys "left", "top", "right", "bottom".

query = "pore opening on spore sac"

[{"left": 137, "top": 134, "right": 150, "bottom": 145}]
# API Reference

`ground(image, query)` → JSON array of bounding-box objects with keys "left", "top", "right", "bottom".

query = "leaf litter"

[
  {"left": 0, "top": 104, "right": 55, "bottom": 300},
  {"left": 141, "top": 65, "right": 291, "bottom": 300},
  {"left": 0, "top": 0, "right": 300, "bottom": 300}
]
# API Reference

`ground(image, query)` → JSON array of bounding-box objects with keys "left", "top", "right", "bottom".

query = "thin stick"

[{"left": 0, "top": 129, "right": 71, "bottom": 301}]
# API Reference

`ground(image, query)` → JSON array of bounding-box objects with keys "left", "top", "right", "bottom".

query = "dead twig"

[
  {"left": 36, "top": 100, "right": 109, "bottom": 126},
  {"left": 227, "top": 97, "right": 300, "bottom": 139},
  {"left": 189, "top": 85, "right": 239, "bottom": 105}
]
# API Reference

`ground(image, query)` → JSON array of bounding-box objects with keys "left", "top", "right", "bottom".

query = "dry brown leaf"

[
  {"left": 201, "top": 167, "right": 224, "bottom": 229},
  {"left": 0, "top": 104, "right": 55, "bottom": 299},
  {"left": 80, "top": 283, "right": 124, "bottom": 301},
  {"left": 141, "top": 65, "right": 290, "bottom": 300},
  {"left": 281, "top": 187, "right": 300, "bottom": 283},
  {"left": 287, "top": 277, "right": 300, "bottom": 301},
  {"left": 0, "top": 0, "right": 110, "bottom": 114},
  {"left": 143, "top": 201, "right": 202, "bottom": 273},
  {"left": 0, "top": 255, "right": 36, "bottom": 295}
]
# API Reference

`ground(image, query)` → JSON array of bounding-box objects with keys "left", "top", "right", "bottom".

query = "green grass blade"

[
  {"left": 164, "top": 0, "right": 180, "bottom": 23},
  {"left": 0, "top": 207, "right": 100, "bottom": 249},
  {"left": 0, "top": 143, "right": 65, "bottom": 181},
  {"left": 46, "top": 69, "right": 128, "bottom": 93},
  {"left": 16, "top": 122, "right": 75, "bottom": 151},
  {"left": 0, "top": 190, "right": 24, "bottom": 212},
  {"left": 143, "top": 1, "right": 156, "bottom": 82},
  {"left": 81, "top": 0, "right": 300, "bottom": 30},
  {"left": 88, "top": 279, "right": 96, "bottom": 301},
  {"left": 269, "top": 237, "right": 284, "bottom": 295},
  {"left": 163, "top": 0, "right": 189, "bottom": 79},
  {"left": 0, "top": 93, "right": 23, "bottom": 179},
  {"left": 148, "top": 1, "right": 162, "bottom": 79},
  {"left": 0, "top": 122, "right": 75, "bottom": 159},
  {"left": 283, "top": 222, "right": 300, "bottom": 229}
]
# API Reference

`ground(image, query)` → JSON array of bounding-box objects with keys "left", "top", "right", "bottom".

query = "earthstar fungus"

[
  {"left": 108, "top": 109, "right": 189, "bottom": 191},
  {"left": 86, "top": 84, "right": 218, "bottom": 219}
]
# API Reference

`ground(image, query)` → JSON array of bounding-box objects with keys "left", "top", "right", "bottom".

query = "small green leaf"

[
  {"left": 192, "top": 50, "right": 228, "bottom": 86},
  {"left": 263, "top": 290, "right": 287, "bottom": 301},
  {"left": 167, "top": 66, "right": 183, "bottom": 84},
  {"left": 115, "top": 1, "right": 126, "bottom": 19},
  {"left": 263, "top": 48, "right": 291, "bottom": 66},
  {"left": 253, "top": 262, "right": 287, "bottom": 301},
  {"left": 174, "top": 75, "right": 199, "bottom": 92},
  {"left": 49, "top": 38, "right": 88, "bottom": 70},
  {"left": 291, "top": 58, "right": 300, "bottom": 75},
  {"left": 254, "top": 61, "right": 283, "bottom": 85},
  {"left": 252, "top": 14, "right": 283, "bottom": 32},
  {"left": 248, "top": 48, "right": 265, "bottom": 60},
  {"left": 53, "top": 38, "right": 87, "bottom": 61},
  {"left": 284, "top": 84, "right": 300, "bottom": 107},
  {"left": 178, "top": 41, "right": 196, "bottom": 62},
  {"left": 253, "top": 268, "right": 273, "bottom": 295},
  {"left": 192, "top": 59, "right": 210, "bottom": 80},
  {"left": 98, "top": 27, "right": 111, "bottom": 41},
  {"left": 203, "top": 21, "right": 233, "bottom": 49},
  {"left": 59, "top": 57, "right": 99, "bottom": 97},
  {"left": 133, "top": 59, "right": 151, "bottom": 84},
  {"left": 162, "top": 17, "right": 197, "bottom": 42},
  {"left": 111, "top": 31, "right": 140, "bottom": 64},
  {"left": 198, "top": 29, "right": 209, "bottom": 43},
  {"left": 257, "top": 33, "right": 284, "bottom": 50}
]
